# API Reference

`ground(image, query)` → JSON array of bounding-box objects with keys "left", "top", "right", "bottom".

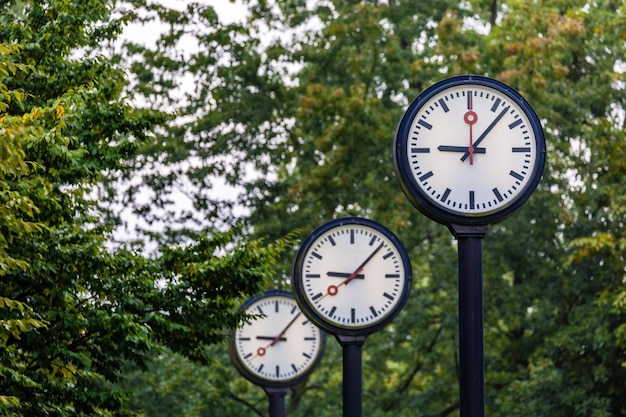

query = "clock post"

[
  {"left": 449, "top": 224, "right": 488, "bottom": 417},
  {"left": 265, "top": 387, "right": 288, "bottom": 417},
  {"left": 335, "top": 334, "right": 366, "bottom": 417},
  {"left": 393, "top": 75, "right": 546, "bottom": 417},
  {"left": 292, "top": 218, "right": 412, "bottom": 417}
]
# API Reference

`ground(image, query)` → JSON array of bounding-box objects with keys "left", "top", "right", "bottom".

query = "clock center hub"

[
  {"left": 327, "top": 285, "right": 339, "bottom": 296},
  {"left": 464, "top": 110, "right": 478, "bottom": 125}
]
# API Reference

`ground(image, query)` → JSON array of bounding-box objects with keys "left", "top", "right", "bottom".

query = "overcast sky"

[{"left": 112, "top": 1, "right": 253, "bottom": 249}]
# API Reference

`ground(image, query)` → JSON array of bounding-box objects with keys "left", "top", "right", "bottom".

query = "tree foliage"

[
  {"left": 0, "top": 1, "right": 289, "bottom": 416},
  {"left": 2, "top": 0, "right": 625, "bottom": 416}
]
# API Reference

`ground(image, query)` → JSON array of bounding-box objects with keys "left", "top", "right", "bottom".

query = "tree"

[
  {"left": 0, "top": 2, "right": 289, "bottom": 416},
  {"left": 0, "top": 40, "right": 53, "bottom": 412}
]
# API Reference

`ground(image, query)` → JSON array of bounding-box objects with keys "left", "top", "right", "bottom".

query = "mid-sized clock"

[
  {"left": 229, "top": 290, "right": 325, "bottom": 388},
  {"left": 292, "top": 217, "right": 412, "bottom": 336},
  {"left": 393, "top": 75, "right": 546, "bottom": 226}
]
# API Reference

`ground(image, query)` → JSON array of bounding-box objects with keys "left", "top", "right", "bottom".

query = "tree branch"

[
  {"left": 227, "top": 392, "right": 265, "bottom": 417},
  {"left": 396, "top": 323, "right": 444, "bottom": 394}
]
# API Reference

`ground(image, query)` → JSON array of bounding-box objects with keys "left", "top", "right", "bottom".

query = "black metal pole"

[
  {"left": 336, "top": 334, "right": 366, "bottom": 417},
  {"left": 449, "top": 224, "right": 488, "bottom": 417},
  {"left": 264, "top": 387, "right": 288, "bottom": 417}
]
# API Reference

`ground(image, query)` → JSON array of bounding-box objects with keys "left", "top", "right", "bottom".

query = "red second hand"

[{"left": 464, "top": 94, "right": 478, "bottom": 165}]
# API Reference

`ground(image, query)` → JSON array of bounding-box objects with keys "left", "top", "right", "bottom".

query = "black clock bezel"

[
  {"left": 393, "top": 74, "right": 546, "bottom": 226},
  {"left": 292, "top": 217, "right": 412, "bottom": 337},
  {"left": 228, "top": 290, "right": 326, "bottom": 388}
]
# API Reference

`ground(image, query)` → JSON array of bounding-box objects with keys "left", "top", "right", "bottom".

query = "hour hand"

[
  {"left": 438, "top": 145, "right": 485, "bottom": 153},
  {"left": 256, "top": 335, "right": 287, "bottom": 341},
  {"left": 327, "top": 271, "right": 365, "bottom": 279}
]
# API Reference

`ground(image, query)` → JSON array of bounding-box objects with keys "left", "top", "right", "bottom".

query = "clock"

[
  {"left": 393, "top": 75, "right": 546, "bottom": 226},
  {"left": 229, "top": 290, "right": 325, "bottom": 388},
  {"left": 292, "top": 217, "right": 412, "bottom": 336}
]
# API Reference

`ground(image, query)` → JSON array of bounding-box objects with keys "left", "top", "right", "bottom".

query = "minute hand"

[
  {"left": 340, "top": 242, "right": 384, "bottom": 287},
  {"left": 461, "top": 105, "right": 510, "bottom": 162}
]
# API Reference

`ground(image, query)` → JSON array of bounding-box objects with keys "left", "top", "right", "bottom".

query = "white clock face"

[
  {"left": 234, "top": 294, "right": 323, "bottom": 383},
  {"left": 399, "top": 83, "right": 541, "bottom": 217},
  {"left": 296, "top": 222, "right": 410, "bottom": 332}
]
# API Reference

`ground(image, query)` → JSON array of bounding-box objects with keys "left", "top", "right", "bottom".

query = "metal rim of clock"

[
  {"left": 228, "top": 289, "right": 326, "bottom": 388},
  {"left": 292, "top": 217, "right": 412, "bottom": 337},
  {"left": 393, "top": 74, "right": 546, "bottom": 226}
]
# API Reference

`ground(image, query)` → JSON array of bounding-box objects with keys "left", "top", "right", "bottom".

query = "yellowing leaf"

[{"left": 55, "top": 104, "right": 65, "bottom": 119}]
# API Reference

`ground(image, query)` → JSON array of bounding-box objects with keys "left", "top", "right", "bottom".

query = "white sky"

[
  {"left": 155, "top": 0, "right": 248, "bottom": 23},
  {"left": 111, "top": 1, "right": 252, "bottom": 250},
  {"left": 121, "top": 0, "right": 249, "bottom": 47}
]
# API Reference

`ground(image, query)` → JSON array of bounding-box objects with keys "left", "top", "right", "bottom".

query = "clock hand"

[
  {"left": 464, "top": 93, "right": 479, "bottom": 165},
  {"left": 327, "top": 271, "right": 365, "bottom": 279},
  {"left": 253, "top": 312, "right": 302, "bottom": 358},
  {"left": 322, "top": 242, "right": 385, "bottom": 299},
  {"left": 256, "top": 336, "right": 287, "bottom": 341},
  {"left": 438, "top": 145, "right": 485, "bottom": 154},
  {"left": 461, "top": 105, "right": 510, "bottom": 162},
  {"left": 351, "top": 241, "right": 385, "bottom": 276},
  {"left": 269, "top": 311, "right": 301, "bottom": 347}
]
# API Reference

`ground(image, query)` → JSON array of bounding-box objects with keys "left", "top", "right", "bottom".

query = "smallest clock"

[{"left": 229, "top": 290, "right": 326, "bottom": 388}]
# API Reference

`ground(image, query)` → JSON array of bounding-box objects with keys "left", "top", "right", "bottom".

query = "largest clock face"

[
  {"left": 394, "top": 75, "right": 545, "bottom": 225},
  {"left": 230, "top": 292, "right": 325, "bottom": 387},
  {"left": 292, "top": 218, "right": 412, "bottom": 336}
]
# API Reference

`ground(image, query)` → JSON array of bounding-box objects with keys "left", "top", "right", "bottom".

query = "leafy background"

[{"left": 1, "top": 0, "right": 624, "bottom": 416}]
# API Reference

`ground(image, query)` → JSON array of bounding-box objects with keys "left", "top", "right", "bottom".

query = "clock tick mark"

[
  {"left": 491, "top": 98, "right": 502, "bottom": 112},
  {"left": 441, "top": 188, "right": 451, "bottom": 203},
  {"left": 419, "top": 171, "right": 434, "bottom": 182},
  {"left": 417, "top": 119, "right": 433, "bottom": 130},
  {"left": 438, "top": 98, "right": 450, "bottom": 112},
  {"left": 493, "top": 188, "right": 504, "bottom": 202}
]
